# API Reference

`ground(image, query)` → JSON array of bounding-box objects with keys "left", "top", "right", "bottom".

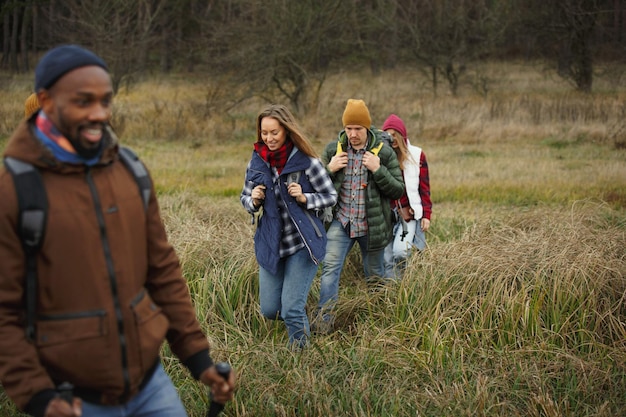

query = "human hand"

[
  {"left": 287, "top": 183, "right": 306, "bottom": 204},
  {"left": 328, "top": 152, "right": 348, "bottom": 173},
  {"left": 362, "top": 152, "right": 380, "bottom": 172},
  {"left": 200, "top": 364, "right": 236, "bottom": 405},
  {"left": 421, "top": 218, "right": 431, "bottom": 232},
  {"left": 252, "top": 185, "right": 266, "bottom": 208},
  {"left": 44, "top": 397, "right": 82, "bottom": 417}
]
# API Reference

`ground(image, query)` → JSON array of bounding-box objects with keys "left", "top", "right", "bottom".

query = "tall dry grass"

[
  {"left": 0, "top": 61, "right": 625, "bottom": 416},
  {"left": 157, "top": 195, "right": 626, "bottom": 416}
]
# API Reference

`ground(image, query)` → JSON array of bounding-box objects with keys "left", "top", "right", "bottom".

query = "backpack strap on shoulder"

[
  {"left": 371, "top": 142, "right": 384, "bottom": 156},
  {"left": 335, "top": 141, "right": 343, "bottom": 156},
  {"left": 336, "top": 135, "right": 384, "bottom": 156},
  {"left": 3, "top": 148, "right": 150, "bottom": 343},
  {"left": 3, "top": 157, "right": 48, "bottom": 342},
  {"left": 118, "top": 146, "right": 151, "bottom": 211}
]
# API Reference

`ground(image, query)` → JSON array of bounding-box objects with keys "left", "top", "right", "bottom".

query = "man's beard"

[
  {"left": 68, "top": 133, "right": 104, "bottom": 159},
  {"left": 54, "top": 109, "right": 107, "bottom": 160}
]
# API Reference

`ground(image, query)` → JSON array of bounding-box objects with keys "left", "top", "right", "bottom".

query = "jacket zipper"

[
  {"left": 280, "top": 180, "right": 321, "bottom": 265},
  {"left": 86, "top": 167, "right": 131, "bottom": 399}
]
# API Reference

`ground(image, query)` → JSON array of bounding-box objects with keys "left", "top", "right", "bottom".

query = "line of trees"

[{"left": 1, "top": 0, "right": 624, "bottom": 108}]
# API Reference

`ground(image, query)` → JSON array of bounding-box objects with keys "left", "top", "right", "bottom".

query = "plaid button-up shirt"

[
  {"left": 336, "top": 146, "right": 368, "bottom": 238},
  {"left": 275, "top": 159, "right": 335, "bottom": 258}
]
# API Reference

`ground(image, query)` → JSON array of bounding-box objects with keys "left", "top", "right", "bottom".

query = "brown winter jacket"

[{"left": 0, "top": 117, "right": 212, "bottom": 414}]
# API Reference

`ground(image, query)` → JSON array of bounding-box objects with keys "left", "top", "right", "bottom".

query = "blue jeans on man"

[
  {"left": 259, "top": 247, "right": 317, "bottom": 348},
  {"left": 80, "top": 362, "right": 187, "bottom": 416},
  {"left": 317, "top": 220, "right": 386, "bottom": 325}
]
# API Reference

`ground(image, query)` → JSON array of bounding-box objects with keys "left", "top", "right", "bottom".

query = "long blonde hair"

[
  {"left": 388, "top": 131, "right": 415, "bottom": 171},
  {"left": 256, "top": 104, "right": 318, "bottom": 158}
]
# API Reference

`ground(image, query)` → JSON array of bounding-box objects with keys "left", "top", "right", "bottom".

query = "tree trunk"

[
  {"left": 572, "top": 22, "right": 595, "bottom": 93},
  {"left": 10, "top": 5, "right": 19, "bottom": 71},
  {"left": 160, "top": 29, "right": 171, "bottom": 73},
  {"left": 2, "top": 11, "right": 10, "bottom": 67},
  {"left": 21, "top": 1, "right": 31, "bottom": 72},
  {"left": 615, "top": 0, "right": 623, "bottom": 42},
  {"left": 32, "top": 3, "right": 38, "bottom": 56}
]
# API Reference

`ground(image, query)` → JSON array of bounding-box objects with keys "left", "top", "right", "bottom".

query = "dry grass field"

[{"left": 1, "top": 61, "right": 625, "bottom": 416}]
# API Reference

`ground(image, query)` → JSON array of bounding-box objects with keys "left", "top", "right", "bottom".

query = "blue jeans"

[
  {"left": 81, "top": 362, "right": 188, "bottom": 416},
  {"left": 259, "top": 248, "right": 317, "bottom": 348},
  {"left": 383, "top": 219, "right": 426, "bottom": 279},
  {"left": 317, "top": 220, "right": 385, "bottom": 316}
]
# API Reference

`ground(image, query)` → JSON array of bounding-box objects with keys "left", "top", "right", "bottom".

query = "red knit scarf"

[{"left": 254, "top": 140, "right": 293, "bottom": 175}]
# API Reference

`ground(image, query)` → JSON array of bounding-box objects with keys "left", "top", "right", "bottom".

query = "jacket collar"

[
  {"left": 3, "top": 116, "right": 119, "bottom": 173},
  {"left": 337, "top": 128, "right": 376, "bottom": 153}
]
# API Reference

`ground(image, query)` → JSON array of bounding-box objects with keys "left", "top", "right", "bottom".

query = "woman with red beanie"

[{"left": 381, "top": 113, "right": 432, "bottom": 279}]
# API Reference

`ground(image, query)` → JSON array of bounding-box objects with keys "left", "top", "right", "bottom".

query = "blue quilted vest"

[{"left": 246, "top": 149, "right": 327, "bottom": 275}]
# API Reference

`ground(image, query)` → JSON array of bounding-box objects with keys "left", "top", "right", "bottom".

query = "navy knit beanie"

[{"left": 35, "top": 44, "right": 108, "bottom": 91}]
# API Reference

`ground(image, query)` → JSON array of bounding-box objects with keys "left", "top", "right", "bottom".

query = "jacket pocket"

[
  {"left": 36, "top": 311, "right": 112, "bottom": 382},
  {"left": 37, "top": 310, "right": 108, "bottom": 346},
  {"left": 130, "top": 289, "right": 169, "bottom": 373}
]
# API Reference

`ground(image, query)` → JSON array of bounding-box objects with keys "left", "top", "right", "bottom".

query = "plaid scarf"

[
  {"left": 34, "top": 111, "right": 103, "bottom": 166},
  {"left": 36, "top": 111, "right": 76, "bottom": 153},
  {"left": 254, "top": 140, "right": 293, "bottom": 175}
]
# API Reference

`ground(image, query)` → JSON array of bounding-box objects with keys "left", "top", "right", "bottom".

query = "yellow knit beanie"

[
  {"left": 24, "top": 93, "right": 40, "bottom": 118},
  {"left": 342, "top": 99, "right": 371, "bottom": 128}
]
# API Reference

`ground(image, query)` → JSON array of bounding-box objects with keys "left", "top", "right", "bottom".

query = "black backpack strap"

[
  {"left": 3, "top": 149, "right": 150, "bottom": 342},
  {"left": 118, "top": 146, "right": 151, "bottom": 211},
  {"left": 3, "top": 157, "right": 48, "bottom": 342}
]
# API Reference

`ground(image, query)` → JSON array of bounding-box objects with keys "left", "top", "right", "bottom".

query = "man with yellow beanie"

[{"left": 314, "top": 99, "right": 404, "bottom": 334}]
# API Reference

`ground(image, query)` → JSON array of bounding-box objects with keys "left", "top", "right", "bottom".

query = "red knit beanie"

[{"left": 382, "top": 114, "right": 407, "bottom": 142}]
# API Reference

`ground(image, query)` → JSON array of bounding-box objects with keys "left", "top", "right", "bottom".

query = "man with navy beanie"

[
  {"left": 34, "top": 44, "right": 108, "bottom": 92},
  {"left": 0, "top": 45, "right": 236, "bottom": 417}
]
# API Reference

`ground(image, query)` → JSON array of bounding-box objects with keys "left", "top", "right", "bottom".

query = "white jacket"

[{"left": 403, "top": 139, "right": 423, "bottom": 220}]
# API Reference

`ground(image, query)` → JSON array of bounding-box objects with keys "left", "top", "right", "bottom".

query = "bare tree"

[
  {"left": 1, "top": 1, "right": 10, "bottom": 67},
  {"left": 30, "top": 1, "right": 37, "bottom": 57},
  {"left": 342, "top": 0, "right": 400, "bottom": 75},
  {"left": 510, "top": 0, "right": 616, "bottom": 93},
  {"left": 20, "top": 0, "right": 31, "bottom": 72},
  {"left": 0, "top": 0, "right": 34, "bottom": 72},
  {"left": 206, "top": 0, "right": 346, "bottom": 113},
  {"left": 31, "top": 0, "right": 170, "bottom": 91},
  {"left": 3, "top": 0, "right": 623, "bottom": 96},
  {"left": 396, "top": 0, "right": 509, "bottom": 96},
  {"left": 10, "top": 2, "right": 18, "bottom": 71}
]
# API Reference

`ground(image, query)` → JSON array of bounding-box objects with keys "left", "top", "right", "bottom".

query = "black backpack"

[{"left": 2, "top": 147, "right": 151, "bottom": 341}]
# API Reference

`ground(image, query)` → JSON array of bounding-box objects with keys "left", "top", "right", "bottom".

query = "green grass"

[
  {"left": 1, "top": 64, "right": 625, "bottom": 416},
  {"left": 2, "top": 173, "right": 625, "bottom": 417}
]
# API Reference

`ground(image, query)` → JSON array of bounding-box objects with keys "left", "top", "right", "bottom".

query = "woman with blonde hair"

[
  {"left": 382, "top": 113, "right": 432, "bottom": 279},
  {"left": 240, "top": 104, "right": 337, "bottom": 349}
]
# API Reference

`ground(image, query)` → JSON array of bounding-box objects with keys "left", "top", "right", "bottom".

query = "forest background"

[{"left": 1, "top": 1, "right": 626, "bottom": 416}]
